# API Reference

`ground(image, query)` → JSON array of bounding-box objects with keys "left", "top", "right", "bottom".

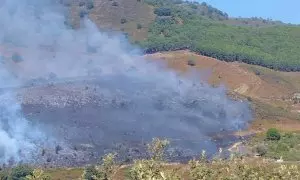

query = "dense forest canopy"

[{"left": 138, "top": 0, "right": 300, "bottom": 71}]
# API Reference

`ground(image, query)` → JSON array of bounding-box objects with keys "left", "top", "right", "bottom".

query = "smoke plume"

[{"left": 0, "top": 0, "right": 252, "bottom": 165}]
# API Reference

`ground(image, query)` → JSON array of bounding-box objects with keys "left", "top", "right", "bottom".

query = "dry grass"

[
  {"left": 67, "top": 0, "right": 155, "bottom": 41},
  {"left": 46, "top": 168, "right": 83, "bottom": 180},
  {"left": 147, "top": 51, "right": 300, "bottom": 133}
]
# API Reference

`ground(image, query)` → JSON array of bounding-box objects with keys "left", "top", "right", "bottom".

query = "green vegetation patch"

[
  {"left": 252, "top": 129, "right": 300, "bottom": 161},
  {"left": 140, "top": 0, "right": 300, "bottom": 71}
]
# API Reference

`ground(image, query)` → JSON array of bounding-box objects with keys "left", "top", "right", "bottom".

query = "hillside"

[
  {"left": 65, "top": 0, "right": 300, "bottom": 71},
  {"left": 1, "top": 1, "right": 300, "bottom": 179}
]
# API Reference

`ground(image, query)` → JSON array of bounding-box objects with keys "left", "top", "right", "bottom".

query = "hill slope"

[{"left": 66, "top": 0, "right": 300, "bottom": 71}]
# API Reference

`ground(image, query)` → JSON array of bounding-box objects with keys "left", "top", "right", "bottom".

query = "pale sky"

[{"left": 195, "top": 0, "right": 300, "bottom": 24}]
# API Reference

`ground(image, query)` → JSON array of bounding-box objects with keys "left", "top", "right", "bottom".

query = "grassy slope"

[
  {"left": 65, "top": 0, "right": 300, "bottom": 71},
  {"left": 138, "top": 0, "right": 300, "bottom": 71},
  {"left": 66, "top": 0, "right": 155, "bottom": 41}
]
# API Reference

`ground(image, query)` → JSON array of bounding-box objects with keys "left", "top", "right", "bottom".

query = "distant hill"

[{"left": 64, "top": 0, "right": 300, "bottom": 71}]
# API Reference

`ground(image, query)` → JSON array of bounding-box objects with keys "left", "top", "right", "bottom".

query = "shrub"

[
  {"left": 82, "top": 153, "right": 118, "bottom": 180},
  {"left": 266, "top": 128, "right": 281, "bottom": 141},
  {"left": 11, "top": 165, "right": 33, "bottom": 180},
  {"left": 147, "top": 137, "right": 169, "bottom": 161},
  {"left": 86, "top": 1, "right": 94, "bottom": 10},
  {"left": 154, "top": 7, "right": 172, "bottom": 16},
  {"left": 25, "top": 169, "right": 51, "bottom": 180},
  {"left": 11, "top": 52, "right": 23, "bottom": 63},
  {"left": 0, "top": 169, "right": 9, "bottom": 180},
  {"left": 129, "top": 138, "right": 181, "bottom": 180},
  {"left": 255, "top": 144, "right": 268, "bottom": 156},
  {"left": 55, "top": 145, "right": 62, "bottom": 154},
  {"left": 120, "top": 18, "right": 127, "bottom": 24},
  {"left": 187, "top": 59, "right": 196, "bottom": 66},
  {"left": 79, "top": 1, "right": 85, "bottom": 6},
  {"left": 137, "top": 23, "right": 142, "bottom": 29},
  {"left": 79, "top": 10, "right": 88, "bottom": 18},
  {"left": 82, "top": 166, "right": 98, "bottom": 180},
  {"left": 112, "top": 2, "right": 118, "bottom": 6},
  {"left": 254, "top": 69, "right": 261, "bottom": 75},
  {"left": 48, "top": 72, "right": 57, "bottom": 80}
]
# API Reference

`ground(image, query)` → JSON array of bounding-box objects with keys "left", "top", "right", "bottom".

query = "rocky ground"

[{"left": 4, "top": 77, "right": 247, "bottom": 167}]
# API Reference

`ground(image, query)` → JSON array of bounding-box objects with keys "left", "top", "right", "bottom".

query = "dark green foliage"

[
  {"left": 0, "top": 169, "right": 9, "bottom": 180},
  {"left": 86, "top": 1, "right": 94, "bottom": 10},
  {"left": 79, "top": 10, "right": 88, "bottom": 18},
  {"left": 154, "top": 7, "right": 172, "bottom": 16},
  {"left": 140, "top": 0, "right": 300, "bottom": 71},
  {"left": 84, "top": 166, "right": 98, "bottom": 180},
  {"left": 137, "top": 23, "right": 142, "bottom": 29},
  {"left": 266, "top": 128, "right": 281, "bottom": 141},
  {"left": 11, "top": 52, "right": 23, "bottom": 63},
  {"left": 264, "top": 133, "right": 300, "bottom": 160},
  {"left": 112, "top": 1, "right": 118, "bottom": 6},
  {"left": 189, "top": 3, "right": 198, "bottom": 9},
  {"left": 10, "top": 165, "right": 33, "bottom": 180}
]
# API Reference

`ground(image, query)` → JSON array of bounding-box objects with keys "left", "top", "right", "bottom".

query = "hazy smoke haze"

[{"left": 0, "top": 0, "right": 252, "bottom": 164}]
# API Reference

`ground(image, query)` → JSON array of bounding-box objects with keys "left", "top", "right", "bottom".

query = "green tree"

[{"left": 266, "top": 128, "right": 281, "bottom": 141}]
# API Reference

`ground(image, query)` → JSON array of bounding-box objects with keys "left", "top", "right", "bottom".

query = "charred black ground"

[{"left": 8, "top": 77, "right": 251, "bottom": 167}]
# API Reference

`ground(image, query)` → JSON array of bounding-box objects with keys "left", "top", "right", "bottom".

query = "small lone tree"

[
  {"left": 82, "top": 153, "right": 118, "bottom": 180},
  {"left": 11, "top": 165, "right": 34, "bottom": 180},
  {"left": 266, "top": 128, "right": 281, "bottom": 141}
]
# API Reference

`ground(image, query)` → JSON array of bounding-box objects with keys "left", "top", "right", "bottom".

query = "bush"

[
  {"left": 55, "top": 145, "right": 62, "bottom": 154},
  {"left": 86, "top": 1, "right": 94, "bottom": 10},
  {"left": 0, "top": 169, "right": 9, "bottom": 180},
  {"left": 112, "top": 2, "right": 118, "bottom": 6},
  {"left": 25, "top": 169, "right": 51, "bottom": 180},
  {"left": 11, "top": 52, "right": 23, "bottom": 63},
  {"left": 79, "top": 10, "right": 88, "bottom": 18},
  {"left": 120, "top": 18, "right": 127, "bottom": 24},
  {"left": 137, "top": 23, "right": 142, "bottom": 29},
  {"left": 154, "top": 7, "right": 172, "bottom": 16},
  {"left": 11, "top": 165, "right": 33, "bottom": 180},
  {"left": 82, "top": 153, "right": 118, "bottom": 180},
  {"left": 187, "top": 59, "right": 196, "bottom": 66},
  {"left": 129, "top": 138, "right": 181, "bottom": 180},
  {"left": 79, "top": 1, "right": 85, "bottom": 6},
  {"left": 266, "top": 128, "right": 281, "bottom": 141},
  {"left": 82, "top": 166, "right": 98, "bottom": 180},
  {"left": 255, "top": 144, "right": 268, "bottom": 156}
]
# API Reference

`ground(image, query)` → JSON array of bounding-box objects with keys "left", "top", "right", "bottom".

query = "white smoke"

[{"left": 0, "top": 0, "right": 252, "bottom": 164}]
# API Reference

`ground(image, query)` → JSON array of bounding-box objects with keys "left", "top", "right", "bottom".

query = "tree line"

[{"left": 139, "top": 0, "right": 300, "bottom": 71}]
